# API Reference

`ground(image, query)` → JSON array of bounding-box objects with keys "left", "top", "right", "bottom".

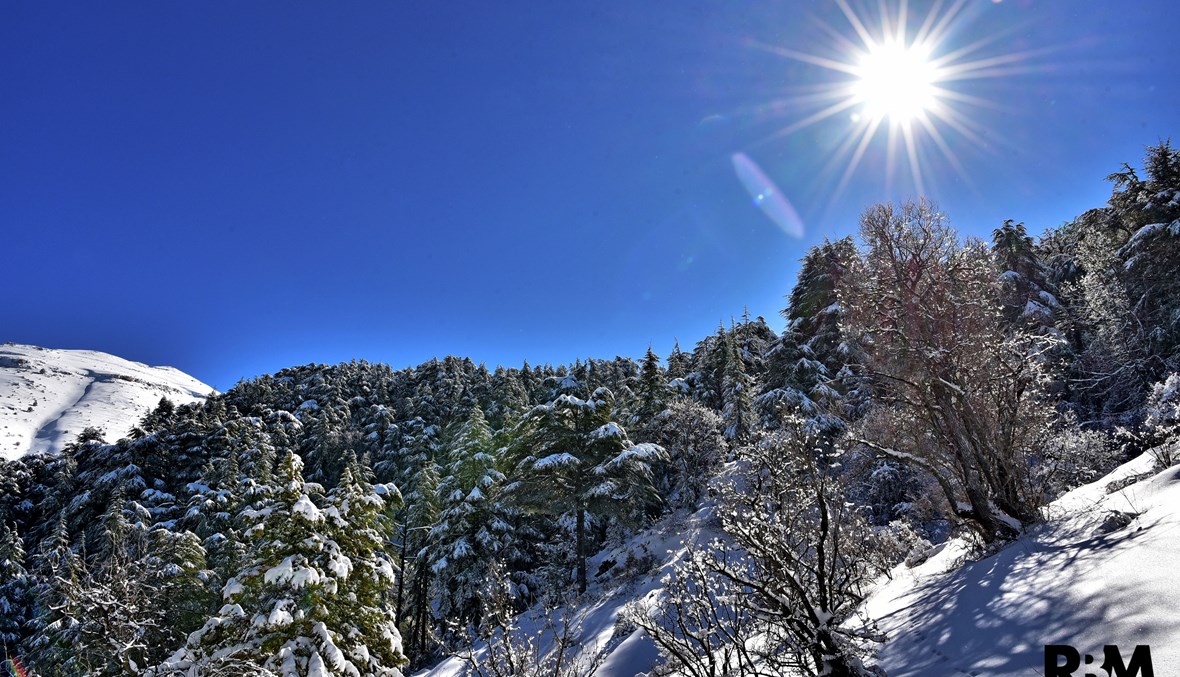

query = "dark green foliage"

[
  {"left": 24, "top": 518, "right": 86, "bottom": 674},
  {"left": 666, "top": 339, "right": 691, "bottom": 381},
  {"left": 993, "top": 219, "right": 1073, "bottom": 397},
  {"left": 720, "top": 332, "right": 756, "bottom": 443},
  {"left": 642, "top": 399, "right": 725, "bottom": 508},
  {"left": 784, "top": 238, "right": 857, "bottom": 378},
  {"left": 133, "top": 397, "right": 178, "bottom": 438},
  {"left": 1115, "top": 143, "right": 1180, "bottom": 378},
  {"left": 430, "top": 406, "right": 510, "bottom": 634},
  {"left": 0, "top": 522, "right": 30, "bottom": 658},
  {"left": 390, "top": 437, "right": 441, "bottom": 666},
  {"left": 761, "top": 237, "right": 863, "bottom": 434},
  {"left": 633, "top": 345, "right": 666, "bottom": 427},
  {"left": 1038, "top": 141, "right": 1180, "bottom": 423},
  {"left": 169, "top": 452, "right": 405, "bottom": 676},
  {"left": 994, "top": 220, "right": 1055, "bottom": 326},
  {"left": 508, "top": 384, "right": 665, "bottom": 594}
]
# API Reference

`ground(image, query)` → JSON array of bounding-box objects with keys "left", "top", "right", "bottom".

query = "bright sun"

[
  {"left": 853, "top": 41, "right": 937, "bottom": 123},
  {"left": 749, "top": 0, "right": 1041, "bottom": 201}
]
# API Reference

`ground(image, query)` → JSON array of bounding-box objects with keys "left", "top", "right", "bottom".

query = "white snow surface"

[
  {"left": 0, "top": 343, "right": 214, "bottom": 460},
  {"left": 868, "top": 450, "right": 1180, "bottom": 676},
  {"left": 418, "top": 451, "right": 1180, "bottom": 676}
]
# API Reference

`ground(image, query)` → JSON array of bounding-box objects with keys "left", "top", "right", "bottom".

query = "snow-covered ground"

[
  {"left": 0, "top": 343, "right": 214, "bottom": 460},
  {"left": 420, "top": 450, "right": 1180, "bottom": 676},
  {"left": 418, "top": 507, "right": 713, "bottom": 677},
  {"left": 869, "top": 450, "right": 1180, "bottom": 676}
]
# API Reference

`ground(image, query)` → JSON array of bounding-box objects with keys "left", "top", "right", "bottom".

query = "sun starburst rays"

[{"left": 745, "top": 0, "right": 1037, "bottom": 211}]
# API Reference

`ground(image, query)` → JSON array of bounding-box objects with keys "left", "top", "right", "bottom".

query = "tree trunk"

[
  {"left": 395, "top": 522, "right": 408, "bottom": 620},
  {"left": 576, "top": 506, "right": 587, "bottom": 594}
]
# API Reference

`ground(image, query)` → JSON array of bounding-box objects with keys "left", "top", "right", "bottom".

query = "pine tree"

[
  {"left": 23, "top": 495, "right": 207, "bottom": 675},
  {"left": 487, "top": 367, "right": 529, "bottom": 429},
  {"left": 395, "top": 457, "right": 439, "bottom": 666},
  {"left": 24, "top": 517, "right": 85, "bottom": 675},
  {"left": 732, "top": 308, "right": 775, "bottom": 381},
  {"left": 720, "top": 333, "right": 756, "bottom": 443},
  {"left": 0, "top": 459, "right": 30, "bottom": 535},
  {"left": 509, "top": 386, "right": 665, "bottom": 594},
  {"left": 320, "top": 460, "right": 406, "bottom": 676},
  {"left": 759, "top": 326, "right": 816, "bottom": 422},
  {"left": 0, "top": 522, "right": 30, "bottom": 661},
  {"left": 302, "top": 400, "right": 355, "bottom": 486},
  {"left": 993, "top": 220, "right": 1062, "bottom": 329},
  {"left": 166, "top": 451, "right": 406, "bottom": 676},
  {"left": 147, "top": 527, "right": 213, "bottom": 663},
  {"left": 67, "top": 499, "right": 208, "bottom": 674},
  {"left": 788, "top": 239, "right": 856, "bottom": 372},
  {"left": 430, "top": 407, "right": 507, "bottom": 633},
  {"left": 666, "top": 339, "right": 691, "bottom": 381},
  {"left": 700, "top": 323, "right": 730, "bottom": 411},
  {"left": 633, "top": 345, "right": 666, "bottom": 427},
  {"left": 643, "top": 400, "right": 726, "bottom": 508},
  {"left": 992, "top": 219, "right": 1074, "bottom": 401},
  {"left": 183, "top": 454, "right": 247, "bottom": 578},
  {"left": 360, "top": 405, "right": 399, "bottom": 464},
  {"left": 1045, "top": 142, "right": 1180, "bottom": 421},
  {"left": 230, "top": 415, "right": 279, "bottom": 490},
  {"left": 1111, "top": 141, "right": 1180, "bottom": 380},
  {"left": 137, "top": 397, "right": 178, "bottom": 438},
  {"left": 761, "top": 237, "right": 862, "bottom": 434}
]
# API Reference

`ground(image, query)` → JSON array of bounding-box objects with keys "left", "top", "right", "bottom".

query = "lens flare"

[
  {"left": 3, "top": 658, "right": 30, "bottom": 677},
  {"left": 732, "top": 152, "right": 805, "bottom": 238}
]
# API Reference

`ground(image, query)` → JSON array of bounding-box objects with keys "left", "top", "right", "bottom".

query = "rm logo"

[{"left": 1044, "top": 645, "right": 1153, "bottom": 677}]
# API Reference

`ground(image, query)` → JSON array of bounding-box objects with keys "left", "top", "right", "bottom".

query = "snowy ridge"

[
  {"left": 0, "top": 343, "right": 215, "bottom": 459},
  {"left": 420, "top": 452, "right": 1180, "bottom": 676}
]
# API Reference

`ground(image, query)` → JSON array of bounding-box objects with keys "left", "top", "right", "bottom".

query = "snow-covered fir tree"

[
  {"left": 666, "top": 339, "right": 691, "bottom": 381},
  {"left": 24, "top": 517, "right": 85, "bottom": 674},
  {"left": 760, "top": 237, "right": 862, "bottom": 435},
  {"left": 429, "top": 406, "right": 509, "bottom": 634},
  {"left": 720, "top": 332, "right": 756, "bottom": 443},
  {"left": 160, "top": 451, "right": 405, "bottom": 676},
  {"left": 509, "top": 383, "right": 665, "bottom": 594},
  {"left": 0, "top": 522, "right": 30, "bottom": 662},
  {"left": 631, "top": 345, "right": 666, "bottom": 429}
]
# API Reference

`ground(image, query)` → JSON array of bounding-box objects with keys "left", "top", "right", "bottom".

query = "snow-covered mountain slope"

[
  {"left": 868, "top": 450, "right": 1180, "bottom": 676},
  {"left": 0, "top": 343, "right": 215, "bottom": 460},
  {"left": 420, "top": 451, "right": 1180, "bottom": 677}
]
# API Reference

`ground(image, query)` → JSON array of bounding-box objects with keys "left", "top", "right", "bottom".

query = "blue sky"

[{"left": 3, "top": 1, "right": 1177, "bottom": 390}]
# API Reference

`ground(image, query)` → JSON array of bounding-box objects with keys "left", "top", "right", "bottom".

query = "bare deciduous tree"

[
  {"left": 841, "top": 199, "right": 1055, "bottom": 542},
  {"left": 628, "top": 419, "right": 885, "bottom": 677},
  {"left": 625, "top": 547, "right": 767, "bottom": 677},
  {"left": 452, "top": 561, "right": 606, "bottom": 677}
]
